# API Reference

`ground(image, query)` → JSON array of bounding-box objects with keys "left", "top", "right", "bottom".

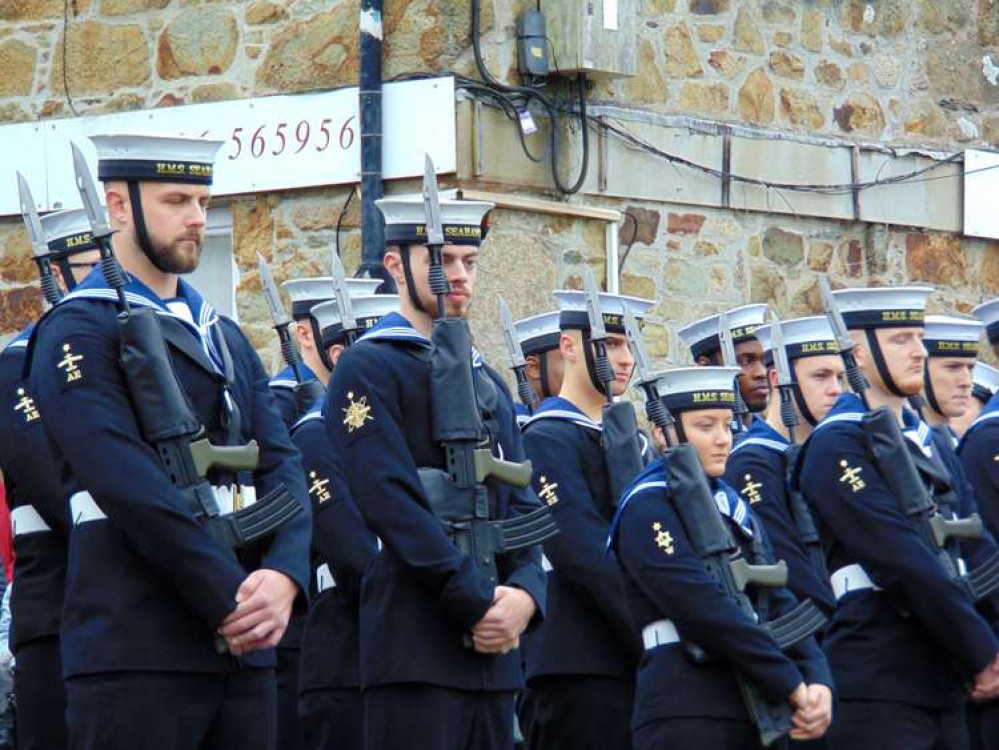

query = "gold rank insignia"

[
  {"left": 838, "top": 459, "right": 866, "bottom": 493},
  {"left": 57, "top": 342, "right": 84, "bottom": 383},
  {"left": 652, "top": 522, "right": 674, "bottom": 555},
  {"left": 342, "top": 391, "right": 374, "bottom": 433},
  {"left": 309, "top": 470, "right": 332, "bottom": 504},
  {"left": 740, "top": 474, "right": 763, "bottom": 505},
  {"left": 538, "top": 475, "right": 560, "bottom": 506},
  {"left": 13, "top": 388, "right": 39, "bottom": 423}
]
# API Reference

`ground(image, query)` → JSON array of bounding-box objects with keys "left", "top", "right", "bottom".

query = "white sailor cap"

[
  {"left": 754, "top": 316, "right": 838, "bottom": 363},
  {"left": 973, "top": 362, "right": 999, "bottom": 403},
  {"left": 311, "top": 294, "right": 400, "bottom": 345},
  {"left": 972, "top": 299, "right": 999, "bottom": 344},
  {"left": 515, "top": 311, "right": 562, "bottom": 355},
  {"left": 552, "top": 290, "right": 654, "bottom": 335},
  {"left": 655, "top": 366, "right": 740, "bottom": 414},
  {"left": 89, "top": 133, "right": 223, "bottom": 185},
  {"left": 40, "top": 208, "right": 102, "bottom": 257},
  {"left": 923, "top": 315, "right": 983, "bottom": 358},
  {"left": 831, "top": 286, "right": 933, "bottom": 330},
  {"left": 678, "top": 304, "right": 768, "bottom": 361},
  {"left": 282, "top": 277, "right": 382, "bottom": 319},
  {"left": 376, "top": 193, "right": 493, "bottom": 247}
]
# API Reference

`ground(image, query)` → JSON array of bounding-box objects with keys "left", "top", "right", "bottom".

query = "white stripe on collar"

[
  {"left": 732, "top": 436, "right": 790, "bottom": 455},
  {"left": 621, "top": 480, "right": 669, "bottom": 507},
  {"left": 970, "top": 410, "right": 999, "bottom": 431},
  {"left": 813, "top": 411, "right": 864, "bottom": 433},
  {"left": 291, "top": 410, "right": 324, "bottom": 431},
  {"left": 523, "top": 409, "right": 602, "bottom": 432},
  {"left": 5, "top": 339, "right": 28, "bottom": 350},
  {"left": 269, "top": 378, "right": 297, "bottom": 389},
  {"left": 358, "top": 326, "right": 429, "bottom": 344}
]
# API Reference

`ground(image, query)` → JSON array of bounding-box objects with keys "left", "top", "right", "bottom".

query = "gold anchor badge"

[
  {"left": 653, "top": 521, "right": 675, "bottom": 555},
  {"left": 309, "top": 470, "right": 332, "bottom": 504},
  {"left": 538, "top": 475, "right": 560, "bottom": 506},
  {"left": 57, "top": 342, "right": 84, "bottom": 383},
  {"left": 741, "top": 474, "right": 763, "bottom": 505},
  {"left": 13, "top": 388, "right": 39, "bottom": 422},
  {"left": 838, "top": 459, "right": 866, "bottom": 493},
  {"left": 342, "top": 391, "right": 374, "bottom": 433}
]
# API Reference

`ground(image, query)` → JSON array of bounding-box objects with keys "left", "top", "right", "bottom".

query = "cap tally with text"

[
  {"left": 972, "top": 298, "right": 999, "bottom": 345},
  {"left": 678, "top": 304, "right": 768, "bottom": 361},
  {"left": 375, "top": 193, "right": 493, "bottom": 247},
  {"left": 282, "top": 277, "right": 382, "bottom": 319},
  {"left": 89, "top": 133, "right": 223, "bottom": 185},
  {"left": 923, "top": 315, "right": 982, "bottom": 358},
  {"left": 553, "top": 290, "right": 654, "bottom": 335},
  {"left": 831, "top": 286, "right": 933, "bottom": 330},
  {"left": 40, "top": 208, "right": 101, "bottom": 257},
  {"left": 972, "top": 362, "right": 999, "bottom": 403},
  {"left": 755, "top": 316, "right": 839, "bottom": 363},
  {"left": 311, "top": 294, "right": 400, "bottom": 346},
  {"left": 655, "top": 366, "right": 740, "bottom": 414},
  {"left": 515, "top": 311, "right": 562, "bottom": 355}
]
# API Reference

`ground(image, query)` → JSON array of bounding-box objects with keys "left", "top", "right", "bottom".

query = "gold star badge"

[
  {"left": 342, "top": 391, "right": 374, "bottom": 433},
  {"left": 538, "top": 475, "right": 560, "bottom": 506},
  {"left": 740, "top": 474, "right": 763, "bottom": 505},
  {"left": 308, "top": 470, "right": 332, "bottom": 504},
  {"left": 838, "top": 459, "right": 866, "bottom": 493},
  {"left": 57, "top": 342, "right": 84, "bottom": 383},
  {"left": 653, "top": 521, "right": 674, "bottom": 555}
]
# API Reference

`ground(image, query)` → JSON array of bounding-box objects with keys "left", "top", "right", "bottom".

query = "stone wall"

[{"left": 2, "top": 0, "right": 999, "bottom": 372}]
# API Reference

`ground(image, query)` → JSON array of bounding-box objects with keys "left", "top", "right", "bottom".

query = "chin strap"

[
  {"left": 538, "top": 351, "right": 553, "bottom": 399},
  {"left": 127, "top": 181, "right": 157, "bottom": 263},
  {"left": 865, "top": 328, "right": 908, "bottom": 398},
  {"left": 580, "top": 329, "right": 608, "bottom": 397},
  {"left": 923, "top": 361, "right": 945, "bottom": 418}
]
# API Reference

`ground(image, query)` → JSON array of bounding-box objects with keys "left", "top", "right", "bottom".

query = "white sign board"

[
  {"left": 1, "top": 76, "right": 456, "bottom": 217},
  {"left": 964, "top": 149, "right": 999, "bottom": 240}
]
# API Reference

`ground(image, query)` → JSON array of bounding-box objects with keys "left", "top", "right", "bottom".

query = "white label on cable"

[
  {"left": 604, "top": 0, "right": 619, "bottom": 30},
  {"left": 518, "top": 109, "right": 538, "bottom": 136}
]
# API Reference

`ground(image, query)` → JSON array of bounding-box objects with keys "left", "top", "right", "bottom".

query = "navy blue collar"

[
  {"left": 269, "top": 362, "right": 318, "bottom": 389},
  {"left": 357, "top": 311, "right": 485, "bottom": 367},
  {"left": 522, "top": 395, "right": 602, "bottom": 432},
  {"left": 732, "top": 417, "right": 790, "bottom": 455}
]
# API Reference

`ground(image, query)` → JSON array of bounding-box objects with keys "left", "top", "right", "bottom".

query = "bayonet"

[
  {"left": 422, "top": 154, "right": 448, "bottom": 318},
  {"left": 70, "top": 142, "right": 112, "bottom": 240},
  {"left": 582, "top": 266, "right": 608, "bottom": 343},
  {"left": 331, "top": 253, "right": 358, "bottom": 340},
  {"left": 257, "top": 252, "right": 304, "bottom": 383},
  {"left": 18, "top": 172, "right": 63, "bottom": 306},
  {"left": 819, "top": 275, "right": 869, "bottom": 405},
  {"left": 499, "top": 298, "right": 537, "bottom": 411},
  {"left": 624, "top": 304, "right": 674, "bottom": 447},
  {"left": 769, "top": 310, "right": 800, "bottom": 443}
]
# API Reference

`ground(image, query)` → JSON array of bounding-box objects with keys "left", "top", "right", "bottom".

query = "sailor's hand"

[
  {"left": 218, "top": 569, "right": 298, "bottom": 656},
  {"left": 971, "top": 654, "right": 999, "bottom": 702},
  {"left": 789, "top": 683, "right": 833, "bottom": 740},
  {"left": 470, "top": 586, "right": 536, "bottom": 654}
]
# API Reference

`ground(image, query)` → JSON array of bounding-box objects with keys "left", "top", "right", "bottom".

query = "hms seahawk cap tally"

[
  {"left": 923, "top": 315, "right": 983, "bottom": 358},
  {"left": 678, "top": 303, "right": 768, "bottom": 361},
  {"left": 831, "top": 285, "right": 933, "bottom": 330},
  {"left": 89, "top": 133, "right": 224, "bottom": 185},
  {"left": 755, "top": 315, "right": 839, "bottom": 363},
  {"left": 41, "top": 208, "right": 102, "bottom": 257},
  {"left": 972, "top": 362, "right": 999, "bottom": 403},
  {"left": 553, "top": 290, "right": 654, "bottom": 335},
  {"left": 311, "top": 294, "right": 400, "bottom": 346},
  {"left": 282, "top": 277, "right": 382, "bottom": 320},
  {"left": 655, "top": 366, "right": 740, "bottom": 414},
  {"left": 376, "top": 191, "right": 494, "bottom": 247},
  {"left": 515, "top": 311, "right": 562, "bottom": 355},
  {"left": 972, "top": 297, "right": 999, "bottom": 345}
]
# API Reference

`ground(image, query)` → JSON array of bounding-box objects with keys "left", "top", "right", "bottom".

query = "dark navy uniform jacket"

[
  {"left": 607, "top": 459, "right": 831, "bottom": 728},
  {"left": 520, "top": 396, "right": 644, "bottom": 682},
  {"left": 28, "top": 270, "right": 312, "bottom": 678},
  {"left": 0, "top": 327, "right": 69, "bottom": 652},
  {"left": 291, "top": 401, "right": 378, "bottom": 693},
  {"left": 800, "top": 392, "right": 997, "bottom": 707},
  {"left": 270, "top": 363, "right": 318, "bottom": 430},
  {"left": 960, "top": 396, "right": 999, "bottom": 540},
  {"left": 323, "top": 312, "right": 546, "bottom": 691},
  {"left": 725, "top": 419, "right": 835, "bottom": 615}
]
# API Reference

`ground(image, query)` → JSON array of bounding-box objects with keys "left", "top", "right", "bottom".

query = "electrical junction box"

[{"left": 546, "top": 0, "right": 637, "bottom": 80}]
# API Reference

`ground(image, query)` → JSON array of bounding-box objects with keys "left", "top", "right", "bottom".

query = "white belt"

[
  {"left": 642, "top": 619, "right": 681, "bottom": 650},
  {"left": 316, "top": 563, "right": 337, "bottom": 593},
  {"left": 212, "top": 484, "right": 257, "bottom": 515},
  {"left": 11, "top": 505, "right": 52, "bottom": 536},
  {"left": 541, "top": 554, "right": 553, "bottom": 573},
  {"left": 70, "top": 492, "right": 107, "bottom": 525},
  {"left": 831, "top": 563, "right": 882, "bottom": 600}
]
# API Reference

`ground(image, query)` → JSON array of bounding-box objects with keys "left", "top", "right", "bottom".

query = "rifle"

[
  {"left": 415, "top": 157, "right": 558, "bottom": 640},
  {"left": 16, "top": 173, "right": 63, "bottom": 307},
  {"left": 257, "top": 253, "right": 325, "bottom": 417},
  {"left": 499, "top": 298, "right": 538, "bottom": 413},
  {"left": 718, "top": 311, "right": 749, "bottom": 435},
  {"left": 820, "top": 276, "right": 999, "bottom": 600}
]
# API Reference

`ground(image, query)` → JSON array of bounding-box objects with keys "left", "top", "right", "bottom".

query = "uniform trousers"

[
  {"left": 634, "top": 717, "right": 763, "bottom": 750},
  {"left": 364, "top": 683, "right": 515, "bottom": 750},
  {"left": 298, "top": 688, "right": 363, "bottom": 750},
  {"left": 66, "top": 667, "right": 276, "bottom": 750},
  {"left": 969, "top": 701, "right": 999, "bottom": 750},
  {"left": 830, "top": 699, "right": 968, "bottom": 750},
  {"left": 13, "top": 636, "right": 67, "bottom": 750},
  {"left": 276, "top": 646, "right": 302, "bottom": 750},
  {"left": 521, "top": 675, "right": 633, "bottom": 750}
]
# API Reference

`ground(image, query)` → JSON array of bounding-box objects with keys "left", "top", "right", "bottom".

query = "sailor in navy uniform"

[
  {"left": 28, "top": 134, "right": 311, "bottom": 750},
  {"left": 608, "top": 366, "right": 833, "bottom": 750},
  {"left": 518, "top": 289, "right": 653, "bottom": 750},
  {"left": 293, "top": 293, "right": 398, "bottom": 750},
  {"left": 0, "top": 207, "right": 101, "bottom": 750},
  {"left": 962, "top": 300, "right": 999, "bottom": 539},
  {"left": 724, "top": 316, "right": 841, "bottom": 617},
  {"left": 799, "top": 287, "right": 999, "bottom": 750},
  {"left": 679, "top": 303, "right": 770, "bottom": 421},
  {"left": 324, "top": 195, "right": 546, "bottom": 750},
  {"left": 269, "top": 276, "right": 380, "bottom": 428},
  {"left": 953, "top": 362, "right": 999, "bottom": 440},
  {"left": 511, "top": 311, "right": 563, "bottom": 427}
]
